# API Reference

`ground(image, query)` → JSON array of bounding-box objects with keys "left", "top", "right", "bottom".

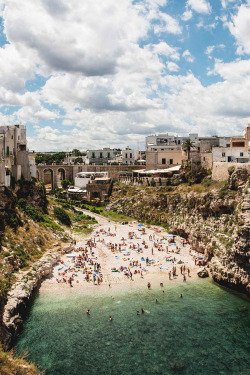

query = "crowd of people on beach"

[
  {"left": 53, "top": 222, "right": 204, "bottom": 289},
  {"left": 50, "top": 222, "right": 207, "bottom": 323}
]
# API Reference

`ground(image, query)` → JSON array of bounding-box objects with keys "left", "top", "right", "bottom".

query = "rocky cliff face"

[
  {"left": 1, "top": 244, "right": 74, "bottom": 348},
  {"left": 107, "top": 169, "right": 250, "bottom": 295}
]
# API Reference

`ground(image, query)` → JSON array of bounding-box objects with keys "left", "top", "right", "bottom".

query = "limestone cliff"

[{"left": 107, "top": 168, "right": 250, "bottom": 295}]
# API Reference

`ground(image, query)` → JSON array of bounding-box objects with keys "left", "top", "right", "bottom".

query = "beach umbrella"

[{"left": 138, "top": 224, "right": 144, "bottom": 226}]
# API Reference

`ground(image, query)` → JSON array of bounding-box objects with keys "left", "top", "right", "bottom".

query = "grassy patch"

[{"left": 101, "top": 210, "right": 134, "bottom": 222}]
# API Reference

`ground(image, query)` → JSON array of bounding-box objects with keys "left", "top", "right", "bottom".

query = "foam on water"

[{"left": 16, "top": 279, "right": 250, "bottom": 375}]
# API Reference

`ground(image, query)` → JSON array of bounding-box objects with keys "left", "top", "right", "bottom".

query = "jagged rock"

[
  {"left": 228, "top": 168, "right": 249, "bottom": 190},
  {"left": 1, "top": 245, "right": 74, "bottom": 348}
]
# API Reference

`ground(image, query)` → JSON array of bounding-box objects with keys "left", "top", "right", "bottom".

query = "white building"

[
  {"left": 212, "top": 147, "right": 249, "bottom": 163},
  {"left": 0, "top": 125, "right": 31, "bottom": 187},
  {"left": 87, "top": 148, "right": 121, "bottom": 164},
  {"left": 122, "top": 148, "right": 139, "bottom": 164},
  {"left": 74, "top": 171, "right": 109, "bottom": 189}
]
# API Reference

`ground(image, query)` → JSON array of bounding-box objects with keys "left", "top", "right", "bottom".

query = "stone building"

[
  {"left": 87, "top": 148, "right": 121, "bottom": 164},
  {"left": 146, "top": 149, "right": 187, "bottom": 170},
  {"left": 121, "top": 148, "right": 139, "bottom": 165},
  {"left": 0, "top": 125, "right": 31, "bottom": 187}
]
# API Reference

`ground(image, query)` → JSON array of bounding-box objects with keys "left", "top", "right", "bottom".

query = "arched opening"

[
  {"left": 43, "top": 169, "right": 54, "bottom": 192},
  {"left": 57, "top": 168, "right": 66, "bottom": 187}
]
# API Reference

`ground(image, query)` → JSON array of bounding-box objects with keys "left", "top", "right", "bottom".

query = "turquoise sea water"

[{"left": 16, "top": 279, "right": 250, "bottom": 375}]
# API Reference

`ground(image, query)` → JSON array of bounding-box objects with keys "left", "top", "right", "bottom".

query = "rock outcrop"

[{"left": 1, "top": 244, "right": 73, "bottom": 348}]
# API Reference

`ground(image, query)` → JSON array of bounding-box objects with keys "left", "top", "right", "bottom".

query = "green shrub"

[
  {"left": 17, "top": 198, "right": 27, "bottom": 210},
  {"left": 228, "top": 166, "right": 235, "bottom": 176},
  {"left": 42, "top": 215, "right": 64, "bottom": 231},
  {"left": 54, "top": 207, "right": 71, "bottom": 226}
]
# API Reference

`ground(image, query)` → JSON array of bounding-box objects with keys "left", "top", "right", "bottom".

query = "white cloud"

[
  {"left": 228, "top": 2, "right": 250, "bottom": 55},
  {"left": 221, "top": 0, "right": 237, "bottom": 9},
  {"left": 182, "top": 49, "right": 194, "bottom": 62},
  {"left": 205, "top": 44, "right": 225, "bottom": 59},
  {"left": 0, "top": 0, "right": 249, "bottom": 152},
  {"left": 3, "top": 0, "right": 150, "bottom": 76},
  {"left": 154, "top": 12, "right": 182, "bottom": 34},
  {"left": 166, "top": 62, "right": 179, "bottom": 72},
  {"left": 208, "top": 58, "right": 250, "bottom": 80},
  {"left": 182, "top": 9, "right": 193, "bottom": 21},
  {"left": 187, "top": 0, "right": 212, "bottom": 14},
  {"left": 149, "top": 42, "right": 180, "bottom": 60}
]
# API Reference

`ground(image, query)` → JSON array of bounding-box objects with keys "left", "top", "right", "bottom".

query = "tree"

[
  {"left": 74, "top": 157, "right": 83, "bottom": 164},
  {"left": 61, "top": 179, "right": 73, "bottom": 189},
  {"left": 183, "top": 139, "right": 195, "bottom": 160},
  {"left": 72, "top": 149, "right": 82, "bottom": 156},
  {"left": 54, "top": 207, "right": 71, "bottom": 226}
]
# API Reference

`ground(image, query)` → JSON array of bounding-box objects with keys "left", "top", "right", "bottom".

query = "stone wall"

[
  {"left": 201, "top": 152, "right": 213, "bottom": 169},
  {"left": 212, "top": 162, "right": 250, "bottom": 181}
]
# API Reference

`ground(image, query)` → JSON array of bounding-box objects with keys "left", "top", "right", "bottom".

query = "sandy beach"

[{"left": 41, "top": 219, "right": 204, "bottom": 295}]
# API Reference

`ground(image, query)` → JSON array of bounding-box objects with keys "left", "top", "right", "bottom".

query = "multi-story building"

[
  {"left": 146, "top": 149, "right": 187, "bottom": 170},
  {"left": 122, "top": 148, "right": 139, "bottom": 165},
  {"left": 0, "top": 125, "right": 31, "bottom": 186},
  {"left": 212, "top": 125, "right": 250, "bottom": 163},
  {"left": 87, "top": 148, "right": 121, "bottom": 164}
]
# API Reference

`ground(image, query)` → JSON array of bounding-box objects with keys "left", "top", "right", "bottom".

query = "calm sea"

[{"left": 16, "top": 279, "right": 250, "bottom": 375}]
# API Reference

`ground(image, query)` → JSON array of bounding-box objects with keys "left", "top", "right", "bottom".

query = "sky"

[{"left": 0, "top": 0, "right": 250, "bottom": 151}]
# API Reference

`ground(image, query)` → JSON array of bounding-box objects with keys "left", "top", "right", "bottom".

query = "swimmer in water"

[
  {"left": 111, "top": 296, "right": 115, "bottom": 300},
  {"left": 109, "top": 315, "right": 113, "bottom": 321},
  {"left": 147, "top": 282, "right": 151, "bottom": 289},
  {"left": 162, "top": 290, "right": 165, "bottom": 294},
  {"left": 141, "top": 308, "right": 145, "bottom": 313},
  {"left": 86, "top": 309, "right": 90, "bottom": 315},
  {"left": 155, "top": 299, "right": 158, "bottom": 303},
  {"left": 137, "top": 310, "right": 140, "bottom": 315},
  {"left": 180, "top": 294, "right": 183, "bottom": 298},
  {"left": 160, "top": 282, "right": 163, "bottom": 287}
]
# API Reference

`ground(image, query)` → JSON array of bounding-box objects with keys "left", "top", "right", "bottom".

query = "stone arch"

[
  {"left": 43, "top": 168, "right": 54, "bottom": 191},
  {"left": 57, "top": 168, "right": 66, "bottom": 187}
]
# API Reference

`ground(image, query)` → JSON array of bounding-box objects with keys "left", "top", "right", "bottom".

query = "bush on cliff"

[{"left": 53, "top": 207, "right": 71, "bottom": 227}]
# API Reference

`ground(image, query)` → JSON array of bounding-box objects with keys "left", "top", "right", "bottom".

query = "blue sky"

[{"left": 0, "top": 0, "right": 249, "bottom": 151}]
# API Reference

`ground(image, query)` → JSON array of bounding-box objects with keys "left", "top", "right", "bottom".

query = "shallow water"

[{"left": 16, "top": 279, "right": 250, "bottom": 375}]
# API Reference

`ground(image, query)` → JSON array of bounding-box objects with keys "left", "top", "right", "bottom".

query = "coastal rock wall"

[
  {"left": 1, "top": 244, "right": 74, "bottom": 348},
  {"left": 107, "top": 169, "right": 250, "bottom": 295}
]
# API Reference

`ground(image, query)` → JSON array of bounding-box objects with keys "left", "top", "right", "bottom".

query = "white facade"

[
  {"left": 0, "top": 125, "right": 31, "bottom": 186},
  {"left": 212, "top": 147, "right": 250, "bottom": 163},
  {"left": 75, "top": 171, "right": 108, "bottom": 189},
  {"left": 122, "top": 149, "right": 139, "bottom": 164},
  {"left": 146, "top": 134, "right": 188, "bottom": 151},
  {"left": 87, "top": 148, "right": 121, "bottom": 164}
]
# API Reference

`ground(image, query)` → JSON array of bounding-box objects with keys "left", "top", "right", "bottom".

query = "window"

[
  {"left": 203, "top": 157, "right": 205, "bottom": 161},
  {"left": 162, "top": 158, "right": 166, "bottom": 164},
  {"left": 107, "top": 152, "right": 110, "bottom": 158},
  {"left": 100, "top": 152, "right": 103, "bottom": 158},
  {"left": 125, "top": 153, "right": 127, "bottom": 158},
  {"left": 92, "top": 152, "right": 95, "bottom": 158},
  {"left": 240, "top": 152, "right": 244, "bottom": 157},
  {"left": 130, "top": 153, "right": 132, "bottom": 158},
  {"left": 6, "top": 146, "right": 9, "bottom": 156},
  {"left": 169, "top": 159, "right": 173, "bottom": 165},
  {"left": 222, "top": 152, "right": 225, "bottom": 157}
]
